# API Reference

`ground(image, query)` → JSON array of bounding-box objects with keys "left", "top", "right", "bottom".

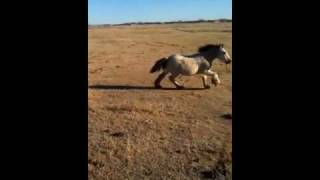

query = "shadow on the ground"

[
  {"left": 88, "top": 85, "right": 206, "bottom": 91},
  {"left": 221, "top": 113, "right": 232, "bottom": 120}
]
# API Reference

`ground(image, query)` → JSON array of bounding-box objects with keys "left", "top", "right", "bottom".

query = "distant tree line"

[{"left": 88, "top": 19, "right": 232, "bottom": 29}]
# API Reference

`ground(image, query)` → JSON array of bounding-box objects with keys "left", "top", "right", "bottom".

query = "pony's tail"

[{"left": 150, "top": 57, "right": 168, "bottom": 73}]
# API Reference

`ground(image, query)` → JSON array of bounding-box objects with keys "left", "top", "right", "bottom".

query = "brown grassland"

[{"left": 89, "top": 22, "right": 232, "bottom": 180}]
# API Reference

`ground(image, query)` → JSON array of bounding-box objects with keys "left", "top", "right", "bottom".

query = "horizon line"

[{"left": 88, "top": 18, "right": 232, "bottom": 26}]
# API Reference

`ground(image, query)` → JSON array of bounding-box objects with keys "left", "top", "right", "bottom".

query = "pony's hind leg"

[
  {"left": 154, "top": 72, "right": 168, "bottom": 88},
  {"left": 202, "top": 75, "right": 210, "bottom": 89},
  {"left": 169, "top": 74, "right": 184, "bottom": 89}
]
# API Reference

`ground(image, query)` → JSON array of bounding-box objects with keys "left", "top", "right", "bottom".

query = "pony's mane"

[{"left": 198, "top": 44, "right": 223, "bottom": 53}]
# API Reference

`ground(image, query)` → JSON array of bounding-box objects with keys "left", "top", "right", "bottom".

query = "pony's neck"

[{"left": 201, "top": 51, "right": 218, "bottom": 65}]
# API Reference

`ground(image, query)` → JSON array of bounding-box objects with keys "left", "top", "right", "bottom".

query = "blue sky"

[{"left": 89, "top": 0, "right": 232, "bottom": 25}]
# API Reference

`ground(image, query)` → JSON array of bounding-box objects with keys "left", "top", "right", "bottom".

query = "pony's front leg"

[
  {"left": 204, "top": 70, "right": 221, "bottom": 86},
  {"left": 169, "top": 74, "right": 184, "bottom": 89},
  {"left": 202, "top": 75, "right": 210, "bottom": 89}
]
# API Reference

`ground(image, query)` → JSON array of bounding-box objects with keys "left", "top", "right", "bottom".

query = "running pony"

[{"left": 150, "top": 44, "right": 232, "bottom": 89}]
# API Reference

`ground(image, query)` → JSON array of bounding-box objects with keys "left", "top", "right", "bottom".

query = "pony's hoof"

[
  {"left": 155, "top": 85, "right": 162, "bottom": 89},
  {"left": 204, "top": 85, "right": 211, "bottom": 89},
  {"left": 177, "top": 86, "right": 185, "bottom": 90},
  {"left": 212, "top": 80, "right": 220, "bottom": 86}
]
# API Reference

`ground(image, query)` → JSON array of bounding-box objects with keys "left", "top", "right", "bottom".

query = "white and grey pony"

[{"left": 150, "top": 44, "right": 232, "bottom": 89}]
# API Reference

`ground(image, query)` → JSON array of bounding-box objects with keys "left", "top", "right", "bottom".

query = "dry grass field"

[{"left": 88, "top": 22, "right": 232, "bottom": 180}]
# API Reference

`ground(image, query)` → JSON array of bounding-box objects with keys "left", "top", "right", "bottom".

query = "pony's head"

[
  {"left": 217, "top": 44, "right": 232, "bottom": 64},
  {"left": 198, "top": 44, "right": 232, "bottom": 64}
]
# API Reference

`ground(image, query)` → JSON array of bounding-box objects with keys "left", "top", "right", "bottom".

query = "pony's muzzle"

[{"left": 226, "top": 59, "right": 232, "bottom": 64}]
